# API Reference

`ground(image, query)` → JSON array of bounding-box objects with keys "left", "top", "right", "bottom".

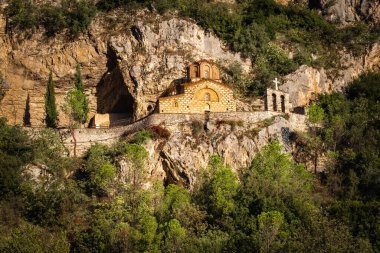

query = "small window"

[
  {"left": 174, "top": 101, "right": 178, "bottom": 107},
  {"left": 205, "top": 93, "right": 210, "bottom": 101}
]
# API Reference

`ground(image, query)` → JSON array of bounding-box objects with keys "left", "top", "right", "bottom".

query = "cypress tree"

[
  {"left": 74, "top": 64, "right": 88, "bottom": 123},
  {"left": 74, "top": 64, "right": 85, "bottom": 92},
  {"left": 45, "top": 71, "right": 58, "bottom": 127}
]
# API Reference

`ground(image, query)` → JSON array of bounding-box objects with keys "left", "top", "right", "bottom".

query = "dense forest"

[{"left": 0, "top": 71, "right": 379, "bottom": 252}]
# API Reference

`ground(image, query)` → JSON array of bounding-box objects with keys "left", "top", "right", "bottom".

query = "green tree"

[
  {"left": 45, "top": 71, "right": 58, "bottom": 128},
  {"left": 162, "top": 219, "right": 187, "bottom": 253},
  {"left": 0, "top": 118, "right": 33, "bottom": 197},
  {"left": 73, "top": 64, "right": 89, "bottom": 123},
  {"left": 257, "top": 211, "right": 286, "bottom": 253},
  {"left": 308, "top": 103, "right": 325, "bottom": 126},
  {"left": 195, "top": 155, "right": 239, "bottom": 227},
  {"left": 0, "top": 74, "right": 6, "bottom": 102},
  {"left": 124, "top": 143, "right": 149, "bottom": 187},
  {"left": 74, "top": 64, "right": 85, "bottom": 92},
  {"left": 0, "top": 222, "right": 70, "bottom": 253}
]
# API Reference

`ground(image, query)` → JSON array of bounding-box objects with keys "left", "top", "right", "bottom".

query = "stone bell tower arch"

[{"left": 264, "top": 78, "right": 290, "bottom": 113}]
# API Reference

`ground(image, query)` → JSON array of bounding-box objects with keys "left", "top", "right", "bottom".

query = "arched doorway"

[
  {"left": 272, "top": 94, "right": 277, "bottom": 111},
  {"left": 204, "top": 103, "right": 211, "bottom": 112}
]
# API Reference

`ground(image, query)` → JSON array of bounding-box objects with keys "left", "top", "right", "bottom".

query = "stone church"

[{"left": 159, "top": 60, "right": 236, "bottom": 114}]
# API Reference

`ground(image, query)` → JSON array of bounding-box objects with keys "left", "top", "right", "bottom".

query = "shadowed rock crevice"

[
  {"left": 160, "top": 150, "right": 190, "bottom": 187},
  {"left": 96, "top": 46, "right": 135, "bottom": 122}
]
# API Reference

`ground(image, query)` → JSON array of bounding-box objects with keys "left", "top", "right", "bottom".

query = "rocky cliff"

[
  {"left": 1, "top": 6, "right": 379, "bottom": 127},
  {"left": 54, "top": 111, "right": 307, "bottom": 187},
  {"left": 281, "top": 41, "right": 380, "bottom": 109},
  {"left": 317, "top": 0, "right": 380, "bottom": 24},
  {"left": 0, "top": 9, "right": 250, "bottom": 127}
]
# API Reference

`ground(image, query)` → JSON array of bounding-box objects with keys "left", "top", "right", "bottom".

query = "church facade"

[{"left": 159, "top": 60, "right": 236, "bottom": 114}]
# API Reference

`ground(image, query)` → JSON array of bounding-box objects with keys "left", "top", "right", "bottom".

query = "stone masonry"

[
  {"left": 159, "top": 61, "right": 236, "bottom": 114},
  {"left": 264, "top": 88, "right": 290, "bottom": 113}
]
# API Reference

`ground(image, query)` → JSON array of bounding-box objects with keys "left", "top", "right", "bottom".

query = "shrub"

[
  {"left": 6, "top": 0, "right": 38, "bottom": 31},
  {"left": 132, "top": 129, "right": 154, "bottom": 144},
  {"left": 40, "top": 4, "right": 67, "bottom": 36},
  {"left": 257, "top": 117, "right": 275, "bottom": 128},
  {"left": 6, "top": 0, "right": 97, "bottom": 37},
  {"left": 149, "top": 125, "right": 171, "bottom": 140},
  {"left": 0, "top": 222, "right": 70, "bottom": 253},
  {"left": 216, "top": 119, "right": 243, "bottom": 130}
]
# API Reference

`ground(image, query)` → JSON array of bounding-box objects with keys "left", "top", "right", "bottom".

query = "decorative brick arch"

[{"left": 193, "top": 87, "right": 220, "bottom": 102}]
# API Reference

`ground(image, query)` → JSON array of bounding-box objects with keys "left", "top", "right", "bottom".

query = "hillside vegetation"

[
  {"left": 5, "top": 0, "right": 380, "bottom": 95},
  {"left": 0, "top": 72, "right": 379, "bottom": 252}
]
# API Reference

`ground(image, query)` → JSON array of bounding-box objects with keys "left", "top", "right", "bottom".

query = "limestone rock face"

[
  {"left": 0, "top": 11, "right": 108, "bottom": 126},
  {"left": 0, "top": 10, "right": 249, "bottom": 127},
  {"left": 131, "top": 115, "right": 305, "bottom": 188},
  {"left": 108, "top": 16, "right": 250, "bottom": 120},
  {"left": 0, "top": 6, "right": 379, "bottom": 126},
  {"left": 319, "top": 0, "right": 380, "bottom": 24},
  {"left": 281, "top": 42, "right": 380, "bottom": 108}
]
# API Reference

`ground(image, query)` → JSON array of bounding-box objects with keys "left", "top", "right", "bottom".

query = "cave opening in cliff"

[{"left": 96, "top": 52, "right": 135, "bottom": 126}]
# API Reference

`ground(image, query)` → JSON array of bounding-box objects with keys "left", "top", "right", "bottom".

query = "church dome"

[{"left": 187, "top": 60, "right": 221, "bottom": 82}]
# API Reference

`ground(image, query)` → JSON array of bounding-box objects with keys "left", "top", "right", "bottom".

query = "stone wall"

[
  {"left": 58, "top": 111, "right": 285, "bottom": 156},
  {"left": 159, "top": 80, "right": 236, "bottom": 114}
]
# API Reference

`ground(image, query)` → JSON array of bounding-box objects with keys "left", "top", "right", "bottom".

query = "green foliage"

[
  {"left": 0, "top": 117, "right": 377, "bottom": 252},
  {"left": 198, "top": 155, "right": 239, "bottom": 218},
  {"left": 66, "top": 0, "right": 97, "bottom": 37},
  {"left": 132, "top": 129, "right": 153, "bottom": 144},
  {"left": 221, "top": 61, "right": 252, "bottom": 95},
  {"left": 45, "top": 71, "right": 58, "bottom": 128},
  {"left": 257, "top": 211, "right": 286, "bottom": 253},
  {"left": 317, "top": 71, "right": 380, "bottom": 200},
  {"left": 6, "top": 0, "right": 38, "bottom": 31},
  {"left": 66, "top": 89, "right": 88, "bottom": 124},
  {"left": 83, "top": 144, "right": 115, "bottom": 196},
  {"left": 308, "top": 103, "right": 325, "bottom": 125},
  {"left": 74, "top": 64, "right": 85, "bottom": 92},
  {"left": 6, "top": 0, "right": 96, "bottom": 37},
  {"left": 40, "top": 4, "right": 67, "bottom": 36},
  {"left": 30, "top": 129, "right": 69, "bottom": 170},
  {"left": 0, "top": 74, "right": 6, "bottom": 102},
  {"left": 124, "top": 143, "right": 149, "bottom": 187},
  {"left": 162, "top": 218, "right": 187, "bottom": 252},
  {"left": 91, "top": 163, "right": 116, "bottom": 193},
  {"left": 0, "top": 118, "right": 33, "bottom": 197},
  {"left": 328, "top": 201, "right": 380, "bottom": 251},
  {"left": 65, "top": 66, "right": 89, "bottom": 125},
  {"left": 0, "top": 222, "right": 70, "bottom": 253}
]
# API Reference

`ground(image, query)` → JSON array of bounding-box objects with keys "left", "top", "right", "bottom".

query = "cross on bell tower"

[{"left": 273, "top": 77, "right": 280, "bottom": 90}]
